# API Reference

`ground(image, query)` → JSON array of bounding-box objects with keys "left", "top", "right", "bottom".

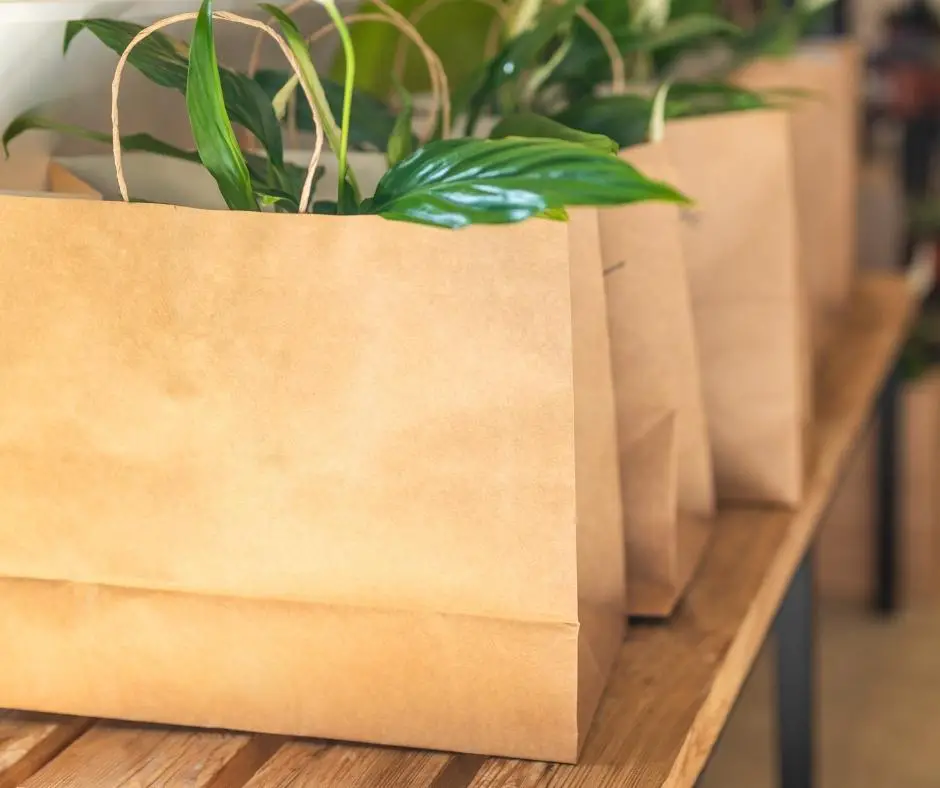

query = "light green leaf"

[
  {"left": 259, "top": 4, "right": 348, "bottom": 183},
  {"left": 186, "top": 0, "right": 256, "bottom": 210},
  {"left": 489, "top": 112, "right": 619, "bottom": 153},
  {"left": 367, "top": 137, "right": 688, "bottom": 228},
  {"left": 538, "top": 206, "right": 569, "bottom": 220}
]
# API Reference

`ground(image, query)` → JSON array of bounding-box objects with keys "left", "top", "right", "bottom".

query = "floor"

[{"left": 699, "top": 602, "right": 940, "bottom": 787}]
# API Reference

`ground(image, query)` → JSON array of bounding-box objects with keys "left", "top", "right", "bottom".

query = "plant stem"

[{"left": 321, "top": 0, "right": 355, "bottom": 210}]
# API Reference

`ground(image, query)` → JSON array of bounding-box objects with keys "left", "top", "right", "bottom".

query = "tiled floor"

[{"left": 699, "top": 603, "right": 940, "bottom": 787}]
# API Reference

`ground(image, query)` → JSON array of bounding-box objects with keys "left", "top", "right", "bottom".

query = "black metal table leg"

[
  {"left": 775, "top": 552, "right": 816, "bottom": 788},
  {"left": 875, "top": 362, "right": 902, "bottom": 615}
]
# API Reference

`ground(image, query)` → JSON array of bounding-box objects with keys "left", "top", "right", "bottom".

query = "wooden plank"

[
  {"left": 241, "top": 742, "right": 451, "bottom": 787},
  {"left": 19, "top": 723, "right": 283, "bottom": 788},
  {"left": 0, "top": 712, "right": 93, "bottom": 788}
]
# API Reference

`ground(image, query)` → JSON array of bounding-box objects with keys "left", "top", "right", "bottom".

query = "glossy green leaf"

[
  {"left": 489, "top": 112, "right": 619, "bottom": 153},
  {"left": 367, "top": 137, "right": 688, "bottom": 228},
  {"left": 386, "top": 79, "right": 414, "bottom": 167},
  {"left": 186, "top": 0, "right": 256, "bottom": 211},
  {"left": 65, "top": 17, "right": 283, "bottom": 167}
]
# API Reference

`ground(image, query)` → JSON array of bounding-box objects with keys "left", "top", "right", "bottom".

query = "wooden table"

[{"left": 0, "top": 273, "right": 915, "bottom": 788}]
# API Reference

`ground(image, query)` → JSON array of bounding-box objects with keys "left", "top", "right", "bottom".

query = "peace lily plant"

[
  {"left": 3, "top": 0, "right": 686, "bottom": 227},
  {"left": 432, "top": 0, "right": 778, "bottom": 149},
  {"left": 305, "top": 0, "right": 799, "bottom": 152},
  {"left": 237, "top": 0, "right": 777, "bottom": 152}
]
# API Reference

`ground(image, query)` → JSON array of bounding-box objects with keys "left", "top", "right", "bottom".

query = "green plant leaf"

[
  {"left": 489, "top": 112, "right": 619, "bottom": 153},
  {"left": 461, "top": 0, "right": 588, "bottom": 134},
  {"left": 186, "top": 0, "right": 256, "bottom": 210},
  {"left": 618, "top": 14, "right": 740, "bottom": 52},
  {"left": 259, "top": 3, "right": 347, "bottom": 174},
  {"left": 65, "top": 17, "right": 283, "bottom": 167},
  {"left": 1, "top": 111, "right": 201, "bottom": 161},
  {"left": 311, "top": 200, "right": 340, "bottom": 215},
  {"left": 725, "top": 8, "right": 802, "bottom": 70},
  {"left": 0, "top": 109, "right": 308, "bottom": 203},
  {"left": 538, "top": 206, "right": 569, "bottom": 220},
  {"left": 548, "top": 12, "right": 739, "bottom": 93},
  {"left": 552, "top": 82, "right": 770, "bottom": 147},
  {"left": 551, "top": 94, "right": 668, "bottom": 147},
  {"left": 64, "top": 19, "right": 187, "bottom": 86},
  {"left": 336, "top": 0, "right": 499, "bottom": 97},
  {"left": 668, "top": 81, "right": 770, "bottom": 112},
  {"left": 252, "top": 68, "right": 404, "bottom": 153},
  {"left": 255, "top": 186, "right": 301, "bottom": 212},
  {"left": 386, "top": 79, "right": 414, "bottom": 167},
  {"left": 366, "top": 137, "right": 688, "bottom": 228}
]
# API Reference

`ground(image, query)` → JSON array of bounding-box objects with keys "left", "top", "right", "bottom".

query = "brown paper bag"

[
  {"left": 665, "top": 110, "right": 805, "bottom": 505},
  {"left": 0, "top": 158, "right": 625, "bottom": 763},
  {"left": 733, "top": 39, "right": 861, "bottom": 360},
  {"left": 598, "top": 142, "right": 715, "bottom": 616}
]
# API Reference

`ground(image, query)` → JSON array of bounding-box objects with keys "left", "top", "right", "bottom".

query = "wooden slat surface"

[
  {"left": 0, "top": 272, "right": 914, "bottom": 788},
  {"left": 241, "top": 743, "right": 452, "bottom": 788},
  {"left": 0, "top": 712, "right": 92, "bottom": 788},
  {"left": 19, "top": 724, "right": 282, "bottom": 788}
]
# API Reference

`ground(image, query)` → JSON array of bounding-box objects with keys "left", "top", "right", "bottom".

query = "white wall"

[{"left": 0, "top": 0, "right": 335, "bottom": 187}]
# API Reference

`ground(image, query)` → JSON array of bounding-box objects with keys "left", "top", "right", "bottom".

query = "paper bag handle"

[
  {"left": 248, "top": 0, "right": 451, "bottom": 142},
  {"left": 306, "top": 8, "right": 451, "bottom": 141},
  {"left": 111, "top": 10, "right": 324, "bottom": 212},
  {"left": 573, "top": 6, "right": 626, "bottom": 95}
]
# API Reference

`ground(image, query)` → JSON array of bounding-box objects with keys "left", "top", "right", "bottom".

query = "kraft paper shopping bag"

[
  {"left": 665, "top": 110, "right": 805, "bottom": 505},
  {"left": 598, "top": 142, "right": 715, "bottom": 616},
  {"left": 0, "top": 153, "right": 625, "bottom": 762},
  {"left": 733, "top": 39, "right": 861, "bottom": 361}
]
